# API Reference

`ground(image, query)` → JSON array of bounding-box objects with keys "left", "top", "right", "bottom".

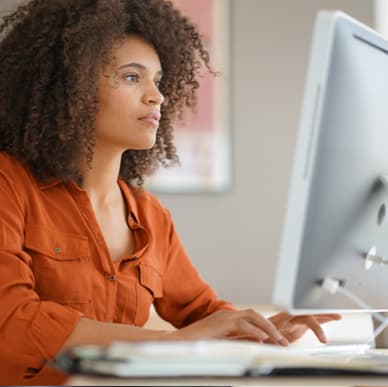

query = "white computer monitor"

[{"left": 273, "top": 10, "right": 388, "bottom": 313}]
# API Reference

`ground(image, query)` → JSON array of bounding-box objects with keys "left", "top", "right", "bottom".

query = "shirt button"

[
  {"left": 54, "top": 247, "right": 61, "bottom": 254},
  {"left": 108, "top": 274, "right": 116, "bottom": 282}
]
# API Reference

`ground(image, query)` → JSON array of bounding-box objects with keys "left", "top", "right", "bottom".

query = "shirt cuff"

[{"left": 29, "top": 301, "right": 83, "bottom": 361}]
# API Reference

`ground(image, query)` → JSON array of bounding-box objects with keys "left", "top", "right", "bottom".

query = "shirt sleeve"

[
  {"left": 0, "top": 169, "right": 82, "bottom": 372},
  {"left": 153, "top": 208, "right": 235, "bottom": 329}
]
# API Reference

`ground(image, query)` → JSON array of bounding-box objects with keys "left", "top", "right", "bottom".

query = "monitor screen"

[{"left": 272, "top": 11, "right": 388, "bottom": 313}]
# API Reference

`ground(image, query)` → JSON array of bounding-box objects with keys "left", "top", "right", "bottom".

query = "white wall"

[
  {"left": 375, "top": 0, "right": 388, "bottom": 37},
  {"left": 0, "top": 0, "right": 24, "bottom": 13},
  {"left": 157, "top": 0, "right": 375, "bottom": 305}
]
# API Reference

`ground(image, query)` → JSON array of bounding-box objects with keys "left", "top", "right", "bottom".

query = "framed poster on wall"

[{"left": 146, "top": 0, "right": 231, "bottom": 193}]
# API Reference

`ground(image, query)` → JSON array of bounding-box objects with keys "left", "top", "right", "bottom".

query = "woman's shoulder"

[
  {"left": 0, "top": 151, "right": 17, "bottom": 167},
  {"left": 0, "top": 152, "right": 39, "bottom": 206},
  {"left": 0, "top": 152, "right": 32, "bottom": 181}
]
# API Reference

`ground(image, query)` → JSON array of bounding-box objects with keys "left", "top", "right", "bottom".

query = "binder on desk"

[{"left": 53, "top": 340, "right": 388, "bottom": 378}]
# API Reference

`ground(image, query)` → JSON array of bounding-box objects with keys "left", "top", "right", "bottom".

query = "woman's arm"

[
  {"left": 60, "top": 317, "right": 171, "bottom": 351},
  {"left": 61, "top": 309, "right": 291, "bottom": 352}
]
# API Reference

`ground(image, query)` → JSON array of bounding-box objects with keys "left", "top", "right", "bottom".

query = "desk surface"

[{"left": 68, "top": 374, "right": 388, "bottom": 386}]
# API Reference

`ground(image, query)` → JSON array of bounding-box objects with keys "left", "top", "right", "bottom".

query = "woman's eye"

[
  {"left": 124, "top": 73, "right": 139, "bottom": 82},
  {"left": 154, "top": 80, "right": 161, "bottom": 88}
]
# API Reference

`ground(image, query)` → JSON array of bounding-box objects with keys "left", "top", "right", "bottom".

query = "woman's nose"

[{"left": 144, "top": 83, "right": 164, "bottom": 106}]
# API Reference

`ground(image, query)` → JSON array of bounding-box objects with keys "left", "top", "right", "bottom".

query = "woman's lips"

[{"left": 138, "top": 111, "right": 161, "bottom": 127}]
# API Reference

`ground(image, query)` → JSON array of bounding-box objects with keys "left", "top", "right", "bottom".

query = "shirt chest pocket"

[
  {"left": 138, "top": 263, "right": 163, "bottom": 298},
  {"left": 134, "top": 263, "right": 163, "bottom": 325},
  {"left": 25, "top": 224, "right": 91, "bottom": 305}
]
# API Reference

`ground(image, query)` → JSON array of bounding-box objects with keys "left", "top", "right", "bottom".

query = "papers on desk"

[{"left": 53, "top": 340, "right": 388, "bottom": 378}]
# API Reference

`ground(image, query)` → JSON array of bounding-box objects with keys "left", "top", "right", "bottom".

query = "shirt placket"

[{"left": 67, "top": 184, "right": 118, "bottom": 321}]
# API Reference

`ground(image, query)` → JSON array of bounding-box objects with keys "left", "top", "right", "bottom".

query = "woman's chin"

[{"left": 126, "top": 140, "right": 157, "bottom": 151}]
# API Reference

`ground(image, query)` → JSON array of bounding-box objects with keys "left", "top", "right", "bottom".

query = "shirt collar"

[
  {"left": 38, "top": 178, "right": 62, "bottom": 190},
  {"left": 118, "top": 178, "right": 140, "bottom": 224},
  {"left": 38, "top": 176, "right": 140, "bottom": 224}
]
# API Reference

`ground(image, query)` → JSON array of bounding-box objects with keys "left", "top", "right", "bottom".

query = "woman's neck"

[{"left": 82, "top": 151, "right": 123, "bottom": 205}]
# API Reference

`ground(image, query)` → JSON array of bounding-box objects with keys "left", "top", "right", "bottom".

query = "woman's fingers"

[
  {"left": 270, "top": 312, "right": 341, "bottom": 327},
  {"left": 278, "top": 325, "right": 308, "bottom": 343},
  {"left": 232, "top": 319, "right": 270, "bottom": 342},
  {"left": 174, "top": 309, "right": 288, "bottom": 345},
  {"left": 313, "top": 313, "right": 342, "bottom": 323},
  {"left": 175, "top": 310, "right": 341, "bottom": 346},
  {"left": 301, "top": 316, "right": 327, "bottom": 343},
  {"left": 289, "top": 314, "right": 341, "bottom": 343},
  {"left": 268, "top": 312, "right": 342, "bottom": 344},
  {"left": 239, "top": 309, "right": 289, "bottom": 346}
]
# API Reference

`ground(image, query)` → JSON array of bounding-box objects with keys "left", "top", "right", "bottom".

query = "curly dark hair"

[{"left": 0, "top": 0, "right": 212, "bottom": 186}]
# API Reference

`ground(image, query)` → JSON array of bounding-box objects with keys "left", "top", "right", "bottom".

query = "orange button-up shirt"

[{"left": 0, "top": 152, "right": 233, "bottom": 385}]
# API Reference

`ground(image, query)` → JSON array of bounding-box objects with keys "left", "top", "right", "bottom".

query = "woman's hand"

[
  {"left": 170, "top": 309, "right": 289, "bottom": 346},
  {"left": 267, "top": 312, "right": 342, "bottom": 344},
  {"left": 168, "top": 309, "right": 342, "bottom": 346}
]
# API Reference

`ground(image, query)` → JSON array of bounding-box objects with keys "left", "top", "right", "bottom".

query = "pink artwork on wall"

[{"left": 146, "top": 0, "right": 231, "bottom": 192}]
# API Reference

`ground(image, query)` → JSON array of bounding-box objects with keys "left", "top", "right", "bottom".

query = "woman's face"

[{"left": 95, "top": 35, "right": 164, "bottom": 153}]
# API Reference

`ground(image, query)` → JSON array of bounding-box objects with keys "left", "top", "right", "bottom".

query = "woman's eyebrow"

[{"left": 118, "top": 62, "right": 162, "bottom": 76}]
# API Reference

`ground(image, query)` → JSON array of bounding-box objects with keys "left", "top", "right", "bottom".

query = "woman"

[{"left": 0, "top": 0, "right": 340, "bottom": 384}]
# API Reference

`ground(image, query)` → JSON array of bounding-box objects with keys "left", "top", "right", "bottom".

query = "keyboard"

[
  {"left": 286, "top": 343, "right": 372, "bottom": 357},
  {"left": 56, "top": 340, "right": 388, "bottom": 377}
]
